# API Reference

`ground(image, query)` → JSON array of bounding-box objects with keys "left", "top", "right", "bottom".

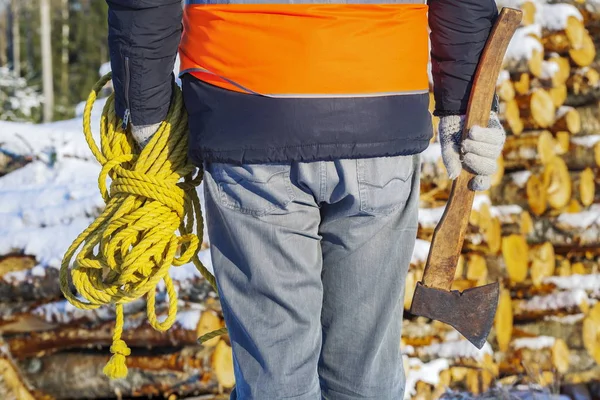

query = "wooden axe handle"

[{"left": 421, "top": 8, "right": 522, "bottom": 291}]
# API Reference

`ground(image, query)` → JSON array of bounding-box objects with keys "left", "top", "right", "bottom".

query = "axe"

[{"left": 410, "top": 8, "right": 522, "bottom": 349}]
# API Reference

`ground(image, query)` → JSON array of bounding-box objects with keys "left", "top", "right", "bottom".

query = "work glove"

[
  {"left": 130, "top": 122, "right": 162, "bottom": 149},
  {"left": 438, "top": 111, "right": 505, "bottom": 191}
]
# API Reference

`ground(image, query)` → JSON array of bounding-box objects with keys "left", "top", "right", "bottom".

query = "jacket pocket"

[
  {"left": 207, "top": 163, "right": 295, "bottom": 217},
  {"left": 357, "top": 155, "right": 416, "bottom": 215}
]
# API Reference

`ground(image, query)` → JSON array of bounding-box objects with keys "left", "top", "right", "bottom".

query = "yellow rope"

[{"left": 60, "top": 72, "right": 226, "bottom": 380}]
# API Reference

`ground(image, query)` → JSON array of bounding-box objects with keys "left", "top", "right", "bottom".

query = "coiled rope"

[{"left": 60, "top": 72, "right": 227, "bottom": 380}]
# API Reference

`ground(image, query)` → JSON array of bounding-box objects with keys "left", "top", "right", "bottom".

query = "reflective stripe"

[
  {"left": 185, "top": 0, "right": 424, "bottom": 4},
  {"left": 179, "top": 4, "right": 429, "bottom": 96}
]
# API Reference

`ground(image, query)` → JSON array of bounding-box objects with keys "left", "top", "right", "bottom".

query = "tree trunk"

[
  {"left": 60, "top": 0, "right": 69, "bottom": 107},
  {"left": 10, "top": 0, "right": 19, "bottom": 76},
  {"left": 40, "top": 0, "right": 54, "bottom": 123},
  {"left": 0, "top": 9, "right": 7, "bottom": 67}
]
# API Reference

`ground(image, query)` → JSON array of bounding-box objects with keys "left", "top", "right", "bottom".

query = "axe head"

[{"left": 409, "top": 281, "right": 500, "bottom": 349}]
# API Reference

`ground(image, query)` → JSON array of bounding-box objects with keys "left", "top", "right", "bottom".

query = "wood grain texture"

[{"left": 422, "top": 8, "right": 522, "bottom": 290}]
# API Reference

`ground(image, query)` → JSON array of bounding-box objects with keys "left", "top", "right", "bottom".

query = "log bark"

[
  {"left": 5, "top": 319, "right": 200, "bottom": 359},
  {"left": 0, "top": 255, "right": 36, "bottom": 278},
  {"left": 17, "top": 346, "right": 225, "bottom": 400},
  {"left": 0, "top": 266, "right": 216, "bottom": 304},
  {"left": 576, "top": 102, "right": 600, "bottom": 135},
  {"left": 562, "top": 135, "right": 600, "bottom": 170},
  {"left": 529, "top": 211, "right": 600, "bottom": 248},
  {"left": 566, "top": 67, "right": 600, "bottom": 107},
  {"left": 515, "top": 314, "right": 586, "bottom": 349}
]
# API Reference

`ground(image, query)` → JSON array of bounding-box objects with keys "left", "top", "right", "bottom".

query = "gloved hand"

[
  {"left": 438, "top": 111, "right": 505, "bottom": 191},
  {"left": 130, "top": 122, "right": 162, "bottom": 149}
]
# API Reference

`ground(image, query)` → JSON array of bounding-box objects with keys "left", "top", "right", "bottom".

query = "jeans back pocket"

[
  {"left": 357, "top": 155, "right": 416, "bottom": 215},
  {"left": 208, "top": 163, "right": 295, "bottom": 216}
]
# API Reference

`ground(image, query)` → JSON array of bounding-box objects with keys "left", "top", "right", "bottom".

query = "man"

[{"left": 106, "top": 0, "right": 504, "bottom": 398}]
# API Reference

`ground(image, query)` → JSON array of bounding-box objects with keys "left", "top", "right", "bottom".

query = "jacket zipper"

[{"left": 122, "top": 56, "right": 131, "bottom": 130}]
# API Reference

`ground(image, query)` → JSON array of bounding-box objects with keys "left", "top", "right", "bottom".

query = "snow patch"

[
  {"left": 537, "top": 3, "right": 583, "bottom": 31},
  {"left": 404, "top": 358, "right": 449, "bottom": 399},
  {"left": 418, "top": 207, "right": 445, "bottom": 228},
  {"left": 541, "top": 60, "right": 560, "bottom": 80},
  {"left": 544, "top": 274, "right": 600, "bottom": 291},
  {"left": 544, "top": 313, "right": 585, "bottom": 324},
  {"left": 419, "top": 340, "right": 493, "bottom": 361},
  {"left": 175, "top": 309, "right": 202, "bottom": 331},
  {"left": 512, "top": 336, "right": 556, "bottom": 350},
  {"left": 556, "top": 204, "right": 600, "bottom": 229},
  {"left": 571, "top": 135, "right": 600, "bottom": 148},
  {"left": 511, "top": 171, "right": 532, "bottom": 188},
  {"left": 505, "top": 25, "right": 543, "bottom": 62},
  {"left": 521, "top": 290, "right": 589, "bottom": 312},
  {"left": 421, "top": 142, "right": 441, "bottom": 164},
  {"left": 411, "top": 240, "right": 431, "bottom": 265},
  {"left": 497, "top": 70, "right": 510, "bottom": 86}
]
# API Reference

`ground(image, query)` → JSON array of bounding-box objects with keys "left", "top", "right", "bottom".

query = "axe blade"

[{"left": 409, "top": 281, "right": 500, "bottom": 349}]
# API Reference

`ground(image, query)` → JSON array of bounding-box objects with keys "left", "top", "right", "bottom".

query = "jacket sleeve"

[
  {"left": 106, "top": 0, "right": 182, "bottom": 127},
  {"left": 428, "top": 0, "right": 498, "bottom": 117}
]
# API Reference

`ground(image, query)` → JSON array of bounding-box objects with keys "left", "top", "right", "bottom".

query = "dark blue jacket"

[{"left": 106, "top": 0, "right": 498, "bottom": 165}]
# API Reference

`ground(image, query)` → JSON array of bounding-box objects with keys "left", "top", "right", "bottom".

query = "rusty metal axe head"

[{"left": 410, "top": 282, "right": 500, "bottom": 349}]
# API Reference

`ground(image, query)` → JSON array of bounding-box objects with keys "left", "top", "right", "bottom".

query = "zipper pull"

[{"left": 122, "top": 109, "right": 130, "bottom": 130}]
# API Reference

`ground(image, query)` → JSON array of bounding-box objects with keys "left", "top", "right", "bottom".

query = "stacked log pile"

[{"left": 408, "top": 0, "right": 600, "bottom": 397}]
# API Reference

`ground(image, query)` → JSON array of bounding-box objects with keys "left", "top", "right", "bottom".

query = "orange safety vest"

[{"left": 179, "top": 0, "right": 429, "bottom": 97}]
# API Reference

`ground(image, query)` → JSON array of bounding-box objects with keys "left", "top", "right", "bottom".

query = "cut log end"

[
  {"left": 502, "top": 234, "right": 529, "bottom": 283},
  {"left": 543, "top": 156, "right": 572, "bottom": 210},
  {"left": 495, "top": 288, "right": 514, "bottom": 353},
  {"left": 527, "top": 174, "right": 548, "bottom": 216}
]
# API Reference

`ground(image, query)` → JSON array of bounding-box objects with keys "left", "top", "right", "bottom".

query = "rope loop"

[{"left": 60, "top": 73, "right": 227, "bottom": 379}]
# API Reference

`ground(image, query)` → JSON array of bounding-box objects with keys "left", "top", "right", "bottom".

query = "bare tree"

[
  {"left": 61, "top": 0, "right": 69, "bottom": 106},
  {"left": 0, "top": 6, "right": 7, "bottom": 67},
  {"left": 10, "top": 0, "right": 19, "bottom": 76},
  {"left": 40, "top": 0, "right": 54, "bottom": 122}
]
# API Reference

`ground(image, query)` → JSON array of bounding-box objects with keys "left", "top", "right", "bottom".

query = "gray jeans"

[{"left": 203, "top": 155, "right": 420, "bottom": 400}]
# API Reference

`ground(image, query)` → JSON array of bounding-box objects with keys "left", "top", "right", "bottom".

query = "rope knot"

[
  {"left": 103, "top": 339, "right": 131, "bottom": 380},
  {"left": 110, "top": 339, "right": 131, "bottom": 356}
]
